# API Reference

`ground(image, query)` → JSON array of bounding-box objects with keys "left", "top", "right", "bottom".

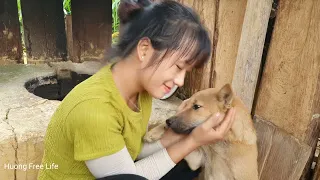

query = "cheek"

[
  {"left": 140, "top": 70, "right": 162, "bottom": 91},
  {"left": 148, "top": 70, "right": 170, "bottom": 84},
  {"left": 185, "top": 110, "right": 211, "bottom": 123},
  {"left": 140, "top": 64, "right": 177, "bottom": 92}
]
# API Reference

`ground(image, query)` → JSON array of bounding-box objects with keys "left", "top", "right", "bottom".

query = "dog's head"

[{"left": 166, "top": 84, "right": 234, "bottom": 134}]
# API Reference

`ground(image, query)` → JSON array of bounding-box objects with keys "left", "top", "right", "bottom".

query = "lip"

[{"left": 163, "top": 85, "right": 172, "bottom": 93}]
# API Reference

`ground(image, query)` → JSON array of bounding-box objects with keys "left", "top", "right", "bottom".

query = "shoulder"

[
  {"left": 68, "top": 98, "right": 122, "bottom": 124},
  {"left": 59, "top": 64, "right": 117, "bottom": 111},
  {"left": 65, "top": 99, "right": 124, "bottom": 140}
]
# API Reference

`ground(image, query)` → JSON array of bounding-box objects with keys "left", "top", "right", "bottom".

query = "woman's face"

[{"left": 139, "top": 51, "right": 194, "bottom": 99}]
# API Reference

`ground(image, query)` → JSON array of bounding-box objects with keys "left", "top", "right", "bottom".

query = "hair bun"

[{"left": 118, "top": 0, "right": 152, "bottom": 24}]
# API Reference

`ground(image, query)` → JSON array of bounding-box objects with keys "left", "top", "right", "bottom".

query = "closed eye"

[{"left": 176, "top": 64, "right": 182, "bottom": 70}]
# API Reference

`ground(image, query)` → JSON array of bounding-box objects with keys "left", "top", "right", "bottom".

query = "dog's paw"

[
  {"left": 143, "top": 133, "right": 159, "bottom": 143},
  {"left": 144, "top": 124, "right": 167, "bottom": 143},
  {"left": 184, "top": 150, "right": 203, "bottom": 171},
  {"left": 144, "top": 130, "right": 164, "bottom": 143}
]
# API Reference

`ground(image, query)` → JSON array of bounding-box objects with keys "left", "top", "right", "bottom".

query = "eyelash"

[{"left": 176, "top": 65, "right": 182, "bottom": 70}]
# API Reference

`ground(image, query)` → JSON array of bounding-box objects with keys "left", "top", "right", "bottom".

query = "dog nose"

[{"left": 166, "top": 119, "right": 172, "bottom": 126}]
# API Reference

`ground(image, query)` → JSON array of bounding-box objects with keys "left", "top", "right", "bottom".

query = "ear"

[
  {"left": 137, "top": 38, "right": 153, "bottom": 62},
  {"left": 217, "top": 84, "right": 234, "bottom": 109}
]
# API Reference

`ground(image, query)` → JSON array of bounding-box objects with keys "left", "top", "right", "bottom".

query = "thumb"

[{"left": 202, "top": 113, "right": 222, "bottom": 130}]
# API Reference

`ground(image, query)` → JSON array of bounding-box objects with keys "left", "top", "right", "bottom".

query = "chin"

[
  {"left": 154, "top": 93, "right": 165, "bottom": 99},
  {"left": 145, "top": 86, "right": 166, "bottom": 99},
  {"left": 148, "top": 91, "right": 165, "bottom": 99}
]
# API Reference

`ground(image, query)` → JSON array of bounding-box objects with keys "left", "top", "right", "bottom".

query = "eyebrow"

[{"left": 182, "top": 59, "right": 196, "bottom": 72}]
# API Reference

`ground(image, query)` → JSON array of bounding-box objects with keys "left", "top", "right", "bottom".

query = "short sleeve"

[{"left": 66, "top": 99, "right": 125, "bottom": 161}]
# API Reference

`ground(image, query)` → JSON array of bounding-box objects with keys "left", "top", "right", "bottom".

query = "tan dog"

[{"left": 144, "top": 84, "right": 258, "bottom": 180}]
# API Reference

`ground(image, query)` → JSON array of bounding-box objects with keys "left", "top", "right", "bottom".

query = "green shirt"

[{"left": 38, "top": 63, "right": 152, "bottom": 179}]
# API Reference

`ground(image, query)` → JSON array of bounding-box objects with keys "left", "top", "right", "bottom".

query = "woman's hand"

[
  {"left": 188, "top": 108, "right": 236, "bottom": 147},
  {"left": 160, "top": 128, "right": 187, "bottom": 148}
]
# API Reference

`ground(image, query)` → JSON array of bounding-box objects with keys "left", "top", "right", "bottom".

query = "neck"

[{"left": 111, "top": 58, "right": 143, "bottom": 106}]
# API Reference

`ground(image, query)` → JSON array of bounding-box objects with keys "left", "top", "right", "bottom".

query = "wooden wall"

[
  {"left": 177, "top": 0, "right": 320, "bottom": 179},
  {"left": 21, "top": 0, "right": 67, "bottom": 63},
  {"left": 254, "top": 0, "right": 320, "bottom": 145},
  {"left": 0, "top": 0, "right": 112, "bottom": 64},
  {"left": 177, "top": 0, "right": 248, "bottom": 99},
  {"left": 71, "top": 0, "right": 112, "bottom": 62},
  {"left": 254, "top": 0, "right": 320, "bottom": 178},
  {"left": 0, "top": 0, "right": 22, "bottom": 64}
]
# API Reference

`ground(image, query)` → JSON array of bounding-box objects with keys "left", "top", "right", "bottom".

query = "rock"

[
  {"left": 150, "top": 97, "right": 181, "bottom": 125},
  {"left": 0, "top": 120, "right": 15, "bottom": 180}
]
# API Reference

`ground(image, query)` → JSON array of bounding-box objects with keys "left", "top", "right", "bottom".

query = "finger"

[
  {"left": 206, "top": 109, "right": 232, "bottom": 130},
  {"left": 225, "top": 108, "right": 236, "bottom": 131},
  {"left": 202, "top": 112, "right": 222, "bottom": 130},
  {"left": 214, "top": 108, "right": 235, "bottom": 134},
  {"left": 223, "top": 108, "right": 236, "bottom": 132},
  {"left": 227, "top": 108, "right": 236, "bottom": 129},
  {"left": 211, "top": 115, "right": 226, "bottom": 130}
]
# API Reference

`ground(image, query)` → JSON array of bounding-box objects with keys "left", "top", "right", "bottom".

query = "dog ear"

[{"left": 217, "top": 84, "right": 234, "bottom": 109}]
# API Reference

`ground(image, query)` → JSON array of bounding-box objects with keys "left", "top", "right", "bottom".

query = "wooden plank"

[
  {"left": 177, "top": 0, "right": 247, "bottom": 99},
  {"left": 253, "top": 115, "right": 275, "bottom": 175},
  {"left": 254, "top": 0, "right": 320, "bottom": 142},
  {"left": 21, "top": 0, "right": 67, "bottom": 62},
  {"left": 254, "top": 116, "right": 312, "bottom": 180},
  {"left": 213, "top": 0, "right": 247, "bottom": 89},
  {"left": 71, "top": 0, "right": 112, "bottom": 62},
  {"left": 0, "top": 0, "right": 22, "bottom": 63},
  {"left": 312, "top": 141, "right": 320, "bottom": 180},
  {"left": 65, "top": 15, "right": 73, "bottom": 60},
  {"left": 304, "top": 70, "right": 320, "bottom": 179},
  {"left": 231, "top": 0, "right": 273, "bottom": 111}
]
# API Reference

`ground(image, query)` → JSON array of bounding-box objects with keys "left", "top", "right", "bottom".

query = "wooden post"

[
  {"left": 231, "top": 0, "right": 273, "bottom": 112},
  {"left": 65, "top": 15, "right": 73, "bottom": 61},
  {"left": 177, "top": 0, "right": 247, "bottom": 99},
  {"left": 71, "top": 0, "right": 112, "bottom": 63},
  {"left": 254, "top": 0, "right": 320, "bottom": 178},
  {"left": 0, "top": 0, "right": 22, "bottom": 64},
  {"left": 21, "top": 0, "right": 67, "bottom": 63}
]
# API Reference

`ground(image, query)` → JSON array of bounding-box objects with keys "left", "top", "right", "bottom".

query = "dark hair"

[{"left": 107, "top": 0, "right": 212, "bottom": 69}]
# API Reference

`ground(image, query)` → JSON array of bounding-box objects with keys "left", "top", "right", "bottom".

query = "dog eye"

[{"left": 192, "top": 104, "right": 201, "bottom": 110}]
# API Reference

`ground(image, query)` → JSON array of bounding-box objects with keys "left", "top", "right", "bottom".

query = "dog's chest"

[
  {"left": 200, "top": 142, "right": 235, "bottom": 179},
  {"left": 204, "top": 141, "right": 230, "bottom": 158}
]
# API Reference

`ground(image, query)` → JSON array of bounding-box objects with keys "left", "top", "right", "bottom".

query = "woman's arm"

[
  {"left": 85, "top": 138, "right": 196, "bottom": 180},
  {"left": 137, "top": 127, "right": 187, "bottom": 160},
  {"left": 136, "top": 140, "right": 164, "bottom": 160},
  {"left": 86, "top": 146, "right": 175, "bottom": 180},
  {"left": 85, "top": 108, "right": 235, "bottom": 179}
]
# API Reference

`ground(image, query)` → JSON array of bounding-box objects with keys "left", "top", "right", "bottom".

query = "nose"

[
  {"left": 166, "top": 119, "right": 172, "bottom": 127},
  {"left": 174, "top": 70, "right": 186, "bottom": 87}
]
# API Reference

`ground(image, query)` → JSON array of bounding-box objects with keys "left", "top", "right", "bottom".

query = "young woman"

[{"left": 38, "top": 0, "right": 236, "bottom": 179}]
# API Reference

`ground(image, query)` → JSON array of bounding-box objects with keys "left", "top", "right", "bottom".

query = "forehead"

[
  {"left": 190, "top": 88, "right": 220, "bottom": 103},
  {"left": 163, "top": 50, "right": 198, "bottom": 71}
]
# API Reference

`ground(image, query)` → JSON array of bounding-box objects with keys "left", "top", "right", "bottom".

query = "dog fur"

[{"left": 144, "top": 84, "right": 258, "bottom": 180}]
